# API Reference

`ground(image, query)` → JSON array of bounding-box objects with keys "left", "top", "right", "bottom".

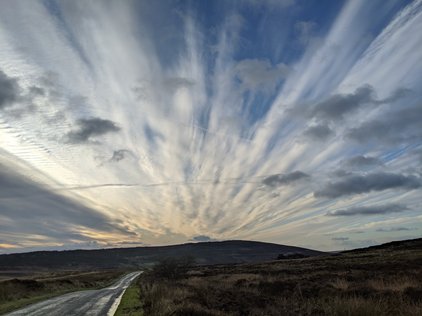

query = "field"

[
  {"left": 127, "top": 239, "right": 422, "bottom": 316},
  {"left": 0, "top": 270, "right": 124, "bottom": 315}
]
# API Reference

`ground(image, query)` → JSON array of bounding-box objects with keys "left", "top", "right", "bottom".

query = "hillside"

[
  {"left": 344, "top": 237, "right": 422, "bottom": 253},
  {"left": 0, "top": 240, "right": 324, "bottom": 271},
  {"left": 132, "top": 237, "right": 422, "bottom": 316}
]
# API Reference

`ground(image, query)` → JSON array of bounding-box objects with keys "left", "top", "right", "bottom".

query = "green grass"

[
  {"left": 0, "top": 270, "right": 124, "bottom": 315},
  {"left": 115, "top": 279, "right": 143, "bottom": 316}
]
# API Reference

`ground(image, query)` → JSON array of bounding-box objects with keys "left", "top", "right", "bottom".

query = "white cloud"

[
  {"left": 234, "top": 59, "right": 289, "bottom": 92},
  {"left": 0, "top": 0, "right": 421, "bottom": 252}
]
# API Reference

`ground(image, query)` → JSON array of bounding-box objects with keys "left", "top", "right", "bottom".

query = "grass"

[
  {"left": 136, "top": 246, "right": 422, "bottom": 315},
  {"left": 0, "top": 270, "right": 124, "bottom": 315},
  {"left": 115, "top": 276, "right": 143, "bottom": 316}
]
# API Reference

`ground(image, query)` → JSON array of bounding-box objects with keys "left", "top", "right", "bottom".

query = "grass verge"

[{"left": 115, "top": 277, "right": 143, "bottom": 316}]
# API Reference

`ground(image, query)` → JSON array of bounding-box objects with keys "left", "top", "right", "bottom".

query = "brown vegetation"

[{"left": 137, "top": 245, "right": 422, "bottom": 315}]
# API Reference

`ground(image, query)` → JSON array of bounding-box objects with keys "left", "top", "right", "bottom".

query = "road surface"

[{"left": 6, "top": 271, "right": 141, "bottom": 316}]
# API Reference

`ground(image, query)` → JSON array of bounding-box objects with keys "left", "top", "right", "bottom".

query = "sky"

[{"left": 0, "top": 0, "right": 421, "bottom": 253}]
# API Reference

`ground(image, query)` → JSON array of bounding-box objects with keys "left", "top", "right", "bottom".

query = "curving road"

[{"left": 6, "top": 271, "right": 141, "bottom": 316}]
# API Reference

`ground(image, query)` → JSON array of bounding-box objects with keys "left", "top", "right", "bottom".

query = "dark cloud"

[
  {"left": 291, "top": 86, "right": 409, "bottom": 125},
  {"left": 0, "top": 158, "right": 135, "bottom": 245},
  {"left": 310, "top": 85, "right": 375, "bottom": 121},
  {"left": 303, "top": 124, "right": 334, "bottom": 141},
  {"left": 262, "top": 171, "right": 310, "bottom": 187},
  {"left": 190, "top": 235, "right": 214, "bottom": 242},
  {"left": 0, "top": 70, "right": 19, "bottom": 109},
  {"left": 347, "top": 103, "right": 422, "bottom": 145},
  {"left": 344, "top": 155, "right": 383, "bottom": 169},
  {"left": 379, "top": 88, "right": 411, "bottom": 103},
  {"left": 375, "top": 227, "right": 416, "bottom": 232},
  {"left": 66, "top": 118, "right": 120, "bottom": 143},
  {"left": 108, "top": 149, "right": 135, "bottom": 163},
  {"left": 315, "top": 172, "right": 421, "bottom": 198},
  {"left": 327, "top": 203, "right": 409, "bottom": 216},
  {"left": 332, "top": 237, "right": 349, "bottom": 241},
  {"left": 28, "top": 86, "right": 45, "bottom": 96}
]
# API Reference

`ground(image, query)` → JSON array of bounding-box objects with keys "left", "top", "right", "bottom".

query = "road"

[{"left": 6, "top": 271, "right": 141, "bottom": 316}]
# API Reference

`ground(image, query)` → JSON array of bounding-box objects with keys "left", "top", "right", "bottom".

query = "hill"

[
  {"left": 344, "top": 237, "right": 422, "bottom": 253},
  {"left": 132, "top": 237, "right": 422, "bottom": 315},
  {"left": 0, "top": 240, "right": 324, "bottom": 271}
]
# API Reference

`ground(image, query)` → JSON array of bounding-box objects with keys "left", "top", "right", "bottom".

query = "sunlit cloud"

[{"left": 0, "top": 0, "right": 421, "bottom": 253}]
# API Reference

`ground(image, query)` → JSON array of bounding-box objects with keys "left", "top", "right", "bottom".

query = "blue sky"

[{"left": 0, "top": 0, "right": 421, "bottom": 253}]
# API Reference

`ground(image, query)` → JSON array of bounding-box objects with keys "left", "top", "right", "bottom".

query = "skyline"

[{"left": 0, "top": 0, "right": 421, "bottom": 253}]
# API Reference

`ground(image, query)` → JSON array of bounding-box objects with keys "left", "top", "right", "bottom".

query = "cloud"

[
  {"left": 0, "top": 70, "right": 19, "bottom": 109},
  {"left": 315, "top": 172, "right": 421, "bottom": 198},
  {"left": 0, "top": 158, "right": 135, "bottom": 246},
  {"left": 343, "top": 155, "right": 383, "bottom": 169},
  {"left": 190, "top": 235, "right": 215, "bottom": 242},
  {"left": 310, "top": 85, "right": 375, "bottom": 121},
  {"left": 262, "top": 171, "right": 309, "bottom": 187},
  {"left": 347, "top": 103, "right": 422, "bottom": 145},
  {"left": 0, "top": 0, "right": 421, "bottom": 251},
  {"left": 332, "top": 237, "right": 349, "bottom": 241},
  {"left": 234, "top": 59, "right": 289, "bottom": 92},
  {"left": 28, "top": 86, "right": 45, "bottom": 96},
  {"left": 375, "top": 227, "right": 417, "bottom": 232},
  {"left": 110, "top": 240, "right": 145, "bottom": 247},
  {"left": 243, "top": 0, "right": 295, "bottom": 9},
  {"left": 327, "top": 203, "right": 409, "bottom": 216},
  {"left": 303, "top": 124, "right": 334, "bottom": 141},
  {"left": 66, "top": 118, "right": 120, "bottom": 143},
  {"left": 108, "top": 149, "right": 136, "bottom": 163},
  {"left": 295, "top": 21, "right": 317, "bottom": 46},
  {"left": 291, "top": 86, "right": 410, "bottom": 124},
  {"left": 379, "top": 88, "right": 411, "bottom": 103}
]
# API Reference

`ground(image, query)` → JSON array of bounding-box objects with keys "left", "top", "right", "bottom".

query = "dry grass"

[
  {"left": 329, "top": 278, "right": 349, "bottom": 290},
  {"left": 137, "top": 247, "right": 422, "bottom": 315},
  {"left": 367, "top": 276, "right": 419, "bottom": 292}
]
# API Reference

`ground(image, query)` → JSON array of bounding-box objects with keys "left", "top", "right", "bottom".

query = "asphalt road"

[{"left": 6, "top": 271, "right": 141, "bottom": 316}]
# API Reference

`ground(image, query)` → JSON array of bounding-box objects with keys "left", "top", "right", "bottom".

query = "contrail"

[{"left": 0, "top": 176, "right": 275, "bottom": 200}]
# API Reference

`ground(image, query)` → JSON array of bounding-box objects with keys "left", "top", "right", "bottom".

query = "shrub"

[{"left": 151, "top": 256, "right": 195, "bottom": 280}]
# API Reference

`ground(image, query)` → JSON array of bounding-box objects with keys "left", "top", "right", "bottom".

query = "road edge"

[{"left": 107, "top": 272, "right": 142, "bottom": 316}]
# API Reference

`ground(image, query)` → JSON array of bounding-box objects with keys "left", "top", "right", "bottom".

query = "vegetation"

[
  {"left": 0, "top": 270, "right": 124, "bottom": 315},
  {"left": 0, "top": 241, "right": 323, "bottom": 270},
  {"left": 151, "top": 256, "right": 195, "bottom": 280},
  {"left": 136, "top": 239, "right": 422, "bottom": 315},
  {"left": 277, "top": 253, "right": 309, "bottom": 260},
  {"left": 115, "top": 279, "right": 143, "bottom": 316}
]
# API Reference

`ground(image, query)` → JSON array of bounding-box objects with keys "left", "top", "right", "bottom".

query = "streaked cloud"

[
  {"left": 343, "top": 155, "right": 383, "bottom": 169},
  {"left": 0, "top": 0, "right": 421, "bottom": 252},
  {"left": 375, "top": 226, "right": 416, "bottom": 232},
  {"left": 327, "top": 203, "right": 409, "bottom": 216},
  {"left": 235, "top": 59, "right": 289, "bottom": 92}
]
